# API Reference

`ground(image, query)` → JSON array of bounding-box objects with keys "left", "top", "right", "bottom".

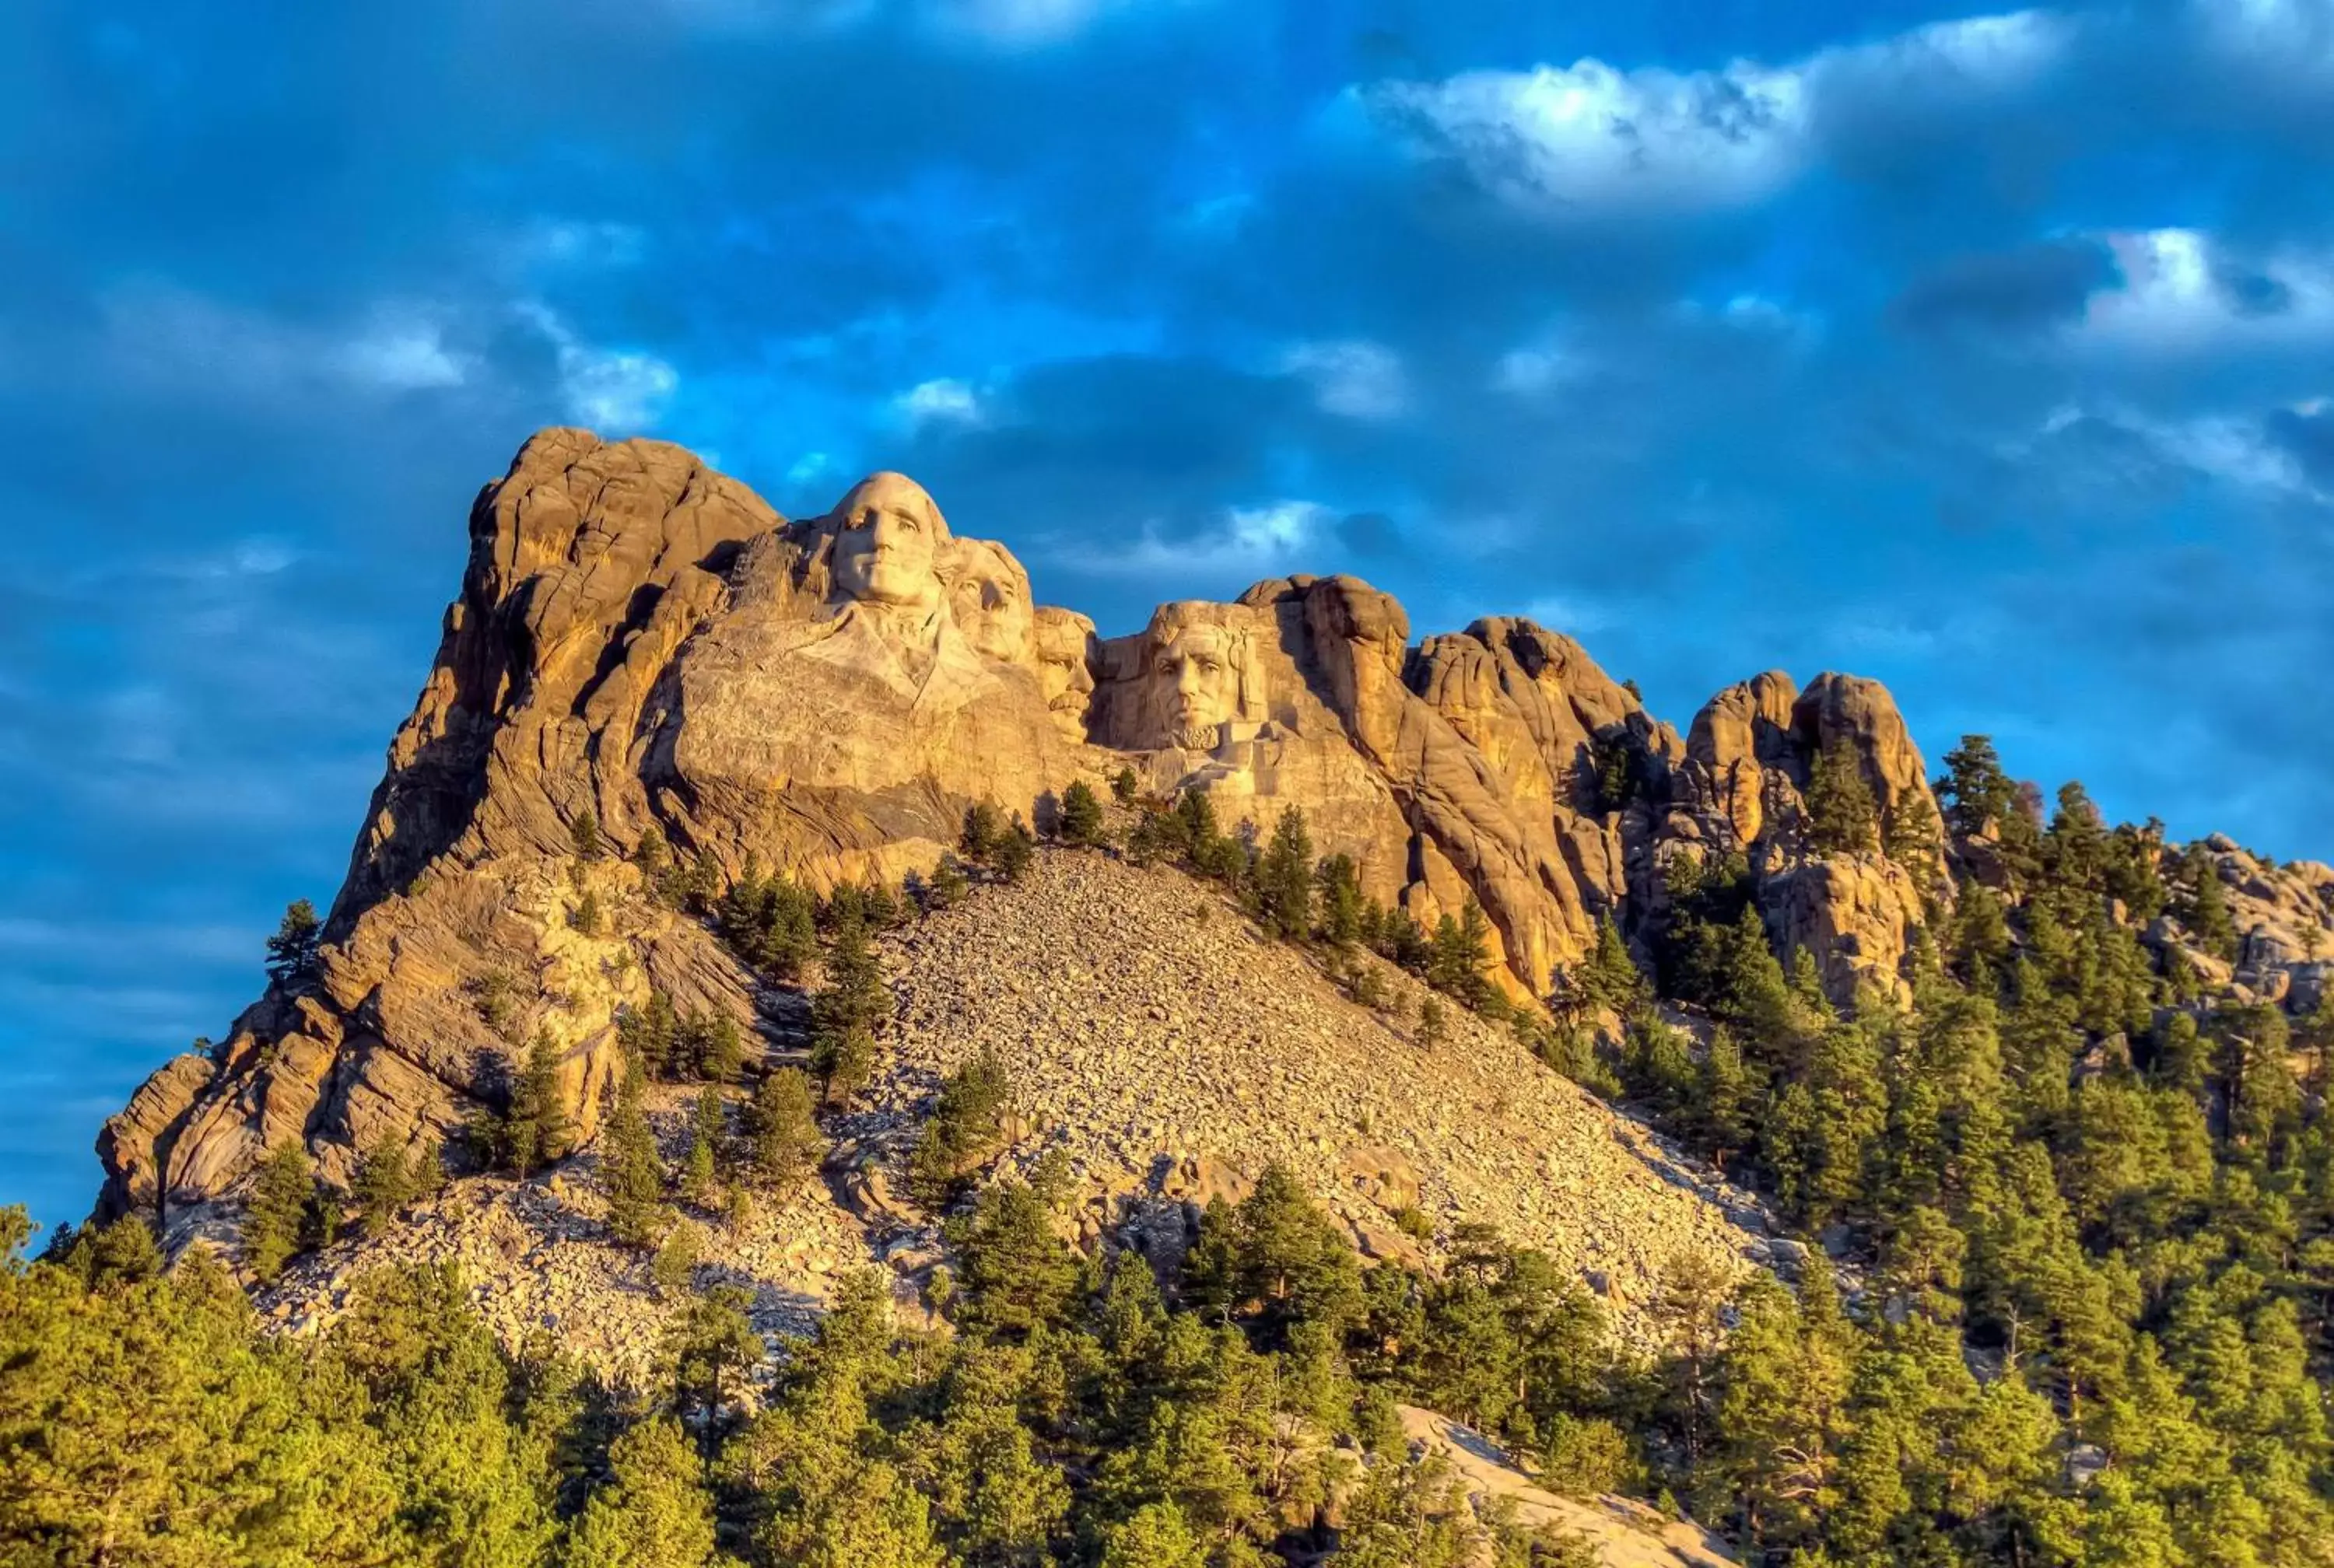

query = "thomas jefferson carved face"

[
  {"left": 946, "top": 538, "right": 1035, "bottom": 663},
  {"left": 829, "top": 472, "right": 948, "bottom": 613},
  {"left": 1155, "top": 623, "right": 1242, "bottom": 748}
]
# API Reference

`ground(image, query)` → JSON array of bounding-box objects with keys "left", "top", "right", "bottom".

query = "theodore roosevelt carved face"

[
  {"left": 829, "top": 471, "right": 949, "bottom": 614},
  {"left": 1032, "top": 606, "right": 1097, "bottom": 741}
]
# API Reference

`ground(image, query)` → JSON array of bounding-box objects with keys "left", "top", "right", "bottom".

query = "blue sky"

[{"left": 3, "top": 0, "right": 2331, "bottom": 1233}]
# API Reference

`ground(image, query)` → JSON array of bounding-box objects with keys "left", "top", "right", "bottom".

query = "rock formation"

[{"left": 95, "top": 426, "right": 2329, "bottom": 1252}]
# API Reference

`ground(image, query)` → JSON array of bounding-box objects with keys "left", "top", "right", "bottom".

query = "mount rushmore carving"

[{"left": 97, "top": 429, "right": 1948, "bottom": 1244}]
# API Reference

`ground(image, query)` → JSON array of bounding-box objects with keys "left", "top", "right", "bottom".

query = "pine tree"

[
  {"left": 619, "top": 989, "right": 681, "bottom": 1079},
  {"left": 566, "top": 1416, "right": 717, "bottom": 1568},
  {"left": 1096, "top": 1501, "right": 1208, "bottom": 1568},
  {"left": 960, "top": 800, "right": 1004, "bottom": 862},
  {"left": 1569, "top": 915, "right": 1647, "bottom": 1019},
  {"left": 1418, "top": 996, "right": 1449, "bottom": 1051},
  {"left": 1696, "top": 1027, "right": 1757, "bottom": 1172},
  {"left": 570, "top": 809, "right": 603, "bottom": 861},
  {"left": 1805, "top": 737, "right": 1879, "bottom": 854},
  {"left": 811, "top": 908, "right": 888, "bottom": 1104},
  {"left": 1060, "top": 779, "right": 1106, "bottom": 846},
  {"left": 994, "top": 819, "right": 1036, "bottom": 883},
  {"left": 928, "top": 855, "right": 970, "bottom": 909},
  {"left": 813, "top": 1025, "right": 876, "bottom": 1107},
  {"left": 506, "top": 1027, "right": 570, "bottom": 1178},
  {"left": 697, "top": 1013, "right": 745, "bottom": 1083},
  {"left": 1256, "top": 806, "right": 1316, "bottom": 940},
  {"left": 351, "top": 1136, "right": 416, "bottom": 1227},
  {"left": 909, "top": 1046, "right": 1016, "bottom": 1206},
  {"left": 1881, "top": 789, "right": 1943, "bottom": 892},
  {"left": 2178, "top": 845, "right": 2239, "bottom": 962},
  {"left": 652, "top": 1218, "right": 702, "bottom": 1297},
  {"left": 265, "top": 898, "right": 322, "bottom": 984},
  {"left": 948, "top": 1160, "right": 1083, "bottom": 1339},
  {"left": 571, "top": 887, "right": 605, "bottom": 936},
  {"left": 748, "top": 1068, "right": 824, "bottom": 1193},
  {"left": 1110, "top": 765, "right": 1141, "bottom": 806},
  {"left": 685, "top": 1085, "right": 724, "bottom": 1205},
  {"left": 634, "top": 822, "right": 673, "bottom": 901},
  {"left": 600, "top": 1065, "right": 665, "bottom": 1248},
  {"left": 1591, "top": 733, "right": 1638, "bottom": 814},
  {"left": 681, "top": 845, "right": 722, "bottom": 914},
  {"left": 2044, "top": 780, "right": 2108, "bottom": 892},
  {"left": 1936, "top": 734, "right": 2017, "bottom": 837},
  {"left": 1315, "top": 853, "right": 1365, "bottom": 946},
  {"left": 244, "top": 1141, "right": 312, "bottom": 1282}
]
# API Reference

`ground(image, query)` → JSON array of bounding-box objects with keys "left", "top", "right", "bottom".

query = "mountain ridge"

[{"left": 93, "top": 425, "right": 2334, "bottom": 1252}]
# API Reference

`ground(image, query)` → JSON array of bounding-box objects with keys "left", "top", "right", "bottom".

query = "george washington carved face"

[{"left": 829, "top": 471, "right": 949, "bottom": 614}]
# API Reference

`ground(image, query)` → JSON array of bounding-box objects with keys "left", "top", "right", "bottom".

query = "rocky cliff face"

[{"left": 95, "top": 427, "right": 2327, "bottom": 1248}]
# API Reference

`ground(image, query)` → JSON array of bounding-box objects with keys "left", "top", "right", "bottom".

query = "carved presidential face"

[
  {"left": 947, "top": 539, "right": 1035, "bottom": 663},
  {"left": 829, "top": 472, "right": 948, "bottom": 613},
  {"left": 1032, "top": 606, "right": 1096, "bottom": 740},
  {"left": 1154, "top": 624, "right": 1242, "bottom": 748}
]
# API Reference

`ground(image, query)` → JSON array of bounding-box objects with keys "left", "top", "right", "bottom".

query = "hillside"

[
  {"left": 30, "top": 431, "right": 2334, "bottom": 1568},
  {"left": 249, "top": 845, "right": 1768, "bottom": 1382}
]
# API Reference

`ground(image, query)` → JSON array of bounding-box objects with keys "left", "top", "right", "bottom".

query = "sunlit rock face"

[
  {"left": 945, "top": 536, "right": 1037, "bottom": 666},
  {"left": 94, "top": 429, "right": 1996, "bottom": 1245},
  {"left": 1031, "top": 606, "right": 1098, "bottom": 743}
]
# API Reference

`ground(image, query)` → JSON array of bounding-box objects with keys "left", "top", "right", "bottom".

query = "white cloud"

[
  {"left": 2145, "top": 411, "right": 2324, "bottom": 498},
  {"left": 1493, "top": 338, "right": 1586, "bottom": 395},
  {"left": 1523, "top": 593, "right": 1618, "bottom": 635},
  {"left": 100, "top": 285, "right": 474, "bottom": 399},
  {"left": 2020, "top": 399, "right": 2329, "bottom": 502},
  {"left": 928, "top": 0, "right": 1106, "bottom": 44},
  {"left": 1225, "top": 499, "right": 1329, "bottom": 555},
  {"left": 519, "top": 303, "right": 679, "bottom": 432},
  {"left": 661, "top": 0, "right": 1183, "bottom": 47},
  {"left": 2196, "top": 0, "right": 2334, "bottom": 85},
  {"left": 1356, "top": 9, "right": 2066, "bottom": 217},
  {"left": 1280, "top": 339, "right": 1406, "bottom": 419},
  {"left": 510, "top": 218, "right": 650, "bottom": 270},
  {"left": 563, "top": 350, "right": 678, "bottom": 430},
  {"left": 2071, "top": 229, "right": 2334, "bottom": 354},
  {"left": 787, "top": 450, "right": 840, "bottom": 487},
  {"left": 894, "top": 376, "right": 986, "bottom": 428},
  {"left": 333, "top": 315, "right": 468, "bottom": 390},
  {"left": 1049, "top": 498, "right": 1332, "bottom": 579}
]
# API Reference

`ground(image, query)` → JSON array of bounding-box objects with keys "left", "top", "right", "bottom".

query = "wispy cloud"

[
  {"left": 894, "top": 376, "right": 987, "bottom": 429},
  {"left": 518, "top": 303, "right": 679, "bottom": 432},
  {"left": 1280, "top": 340, "right": 1407, "bottom": 420},
  {"left": 100, "top": 285, "right": 475, "bottom": 399},
  {"left": 1354, "top": 10, "right": 2068, "bottom": 218},
  {"left": 1043, "top": 498, "right": 1334, "bottom": 582},
  {"left": 2072, "top": 229, "right": 2334, "bottom": 355}
]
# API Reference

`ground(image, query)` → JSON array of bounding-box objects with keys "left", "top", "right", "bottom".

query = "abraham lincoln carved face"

[{"left": 1138, "top": 606, "right": 1264, "bottom": 750}]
